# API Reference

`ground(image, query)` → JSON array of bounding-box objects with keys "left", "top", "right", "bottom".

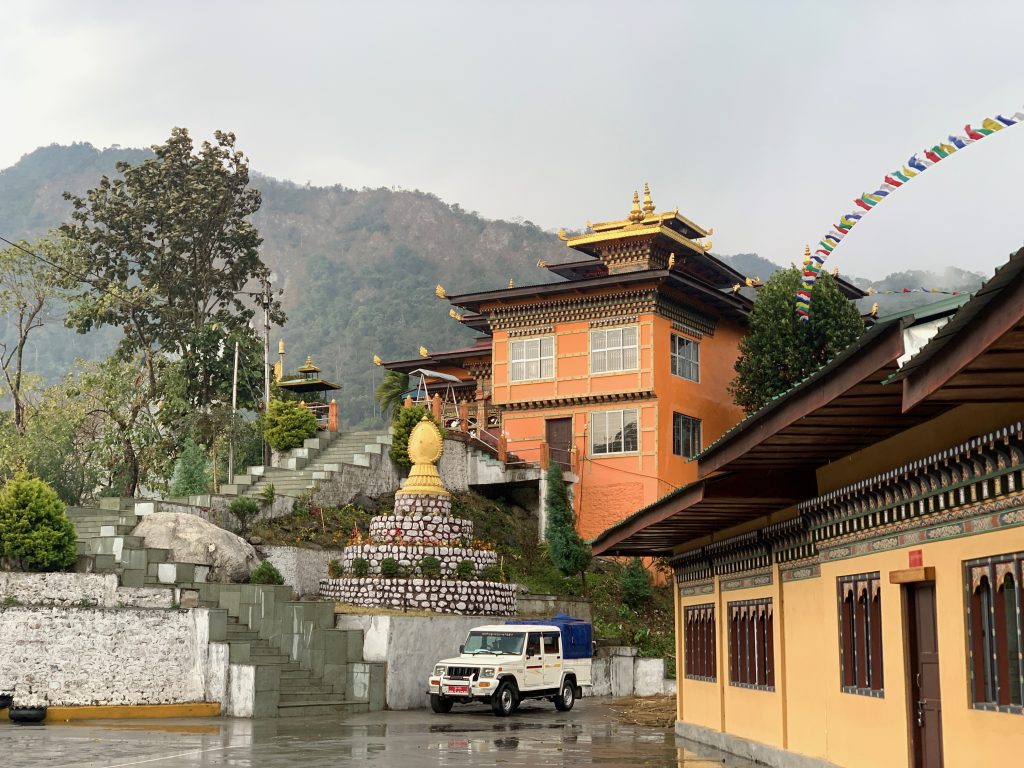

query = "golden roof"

[{"left": 297, "top": 355, "right": 321, "bottom": 373}]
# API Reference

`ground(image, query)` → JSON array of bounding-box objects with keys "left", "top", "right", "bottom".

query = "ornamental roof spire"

[
  {"left": 642, "top": 182, "right": 656, "bottom": 216},
  {"left": 628, "top": 190, "right": 644, "bottom": 223}
]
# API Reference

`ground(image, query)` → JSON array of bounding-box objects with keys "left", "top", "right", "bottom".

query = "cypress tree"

[{"left": 544, "top": 464, "right": 591, "bottom": 593}]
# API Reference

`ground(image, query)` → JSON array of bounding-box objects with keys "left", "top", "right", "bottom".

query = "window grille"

[
  {"left": 684, "top": 604, "right": 716, "bottom": 681},
  {"left": 728, "top": 598, "right": 774, "bottom": 690}
]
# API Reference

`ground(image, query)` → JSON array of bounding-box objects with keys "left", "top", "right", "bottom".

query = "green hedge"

[{"left": 0, "top": 473, "right": 77, "bottom": 571}]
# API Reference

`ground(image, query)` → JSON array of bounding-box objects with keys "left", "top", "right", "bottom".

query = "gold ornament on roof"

[
  {"left": 373, "top": 355, "right": 382, "bottom": 366},
  {"left": 435, "top": 284, "right": 447, "bottom": 299},
  {"left": 667, "top": 253, "right": 676, "bottom": 269},
  {"left": 628, "top": 190, "right": 643, "bottom": 223},
  {"left": 419, "top": 346, "right": 429, "bottom": 358},
  {"left": 832, "top": 266, "right": 840, "bottom": 276},
  {"left": 396, "top": 417, "right": 449, "bottom": 497},
  {"left": 642, "top": 183, "right": 655, "bottom": 215},
  {"left": 803, "top": 244, "right": 812, "bottom": 266},
  {"left": 866, "top": 287, "right": 875, "bottom": 296},
  {"left": 557, "top": 228, "right": 568, "bottom": 242},
  {"left": 508, "top": 278, "right": 515, "bottom": 288},
  {"left": 449, "top": 308, "right": 464, "bottom": 321},
  {"left": 536, "top": 259, "right": 547, "bottom": 268},
  {"left": 870, "top": 302, "right": 879, "bottom": 317}
]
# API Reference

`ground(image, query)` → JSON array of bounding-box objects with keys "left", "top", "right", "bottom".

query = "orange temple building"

[{"left": 384, "top": 187, "right": 762, "bottom": 540}]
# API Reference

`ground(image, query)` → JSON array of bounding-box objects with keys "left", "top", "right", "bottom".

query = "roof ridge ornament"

[
  {"left": 628, "top": 190, "right": 644, "bottom": 223},
  {"left": 642, "top": 183, "right": 655, "bottom": 216}
]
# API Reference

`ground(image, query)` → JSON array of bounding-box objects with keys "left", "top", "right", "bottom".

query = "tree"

[
  {"left": 729, "top": 267, "right": 865, "bottom": 414},
  {"left": 0, "top": 472, "right": 77, "bottom": 571},
  {"left": 60, "top": 128, "right": 284, "bottom": 437},
  {"left": 544, "top": 464, "right": 591, "bottom": 593},
  {"left": 375, "top": 370, "right": 410, "bottom": 421},
  {"left": 0, "top": 238, "right": 70, "bottom": 434},
  {"left": 170, "top": 439, "right": 210, "bottom": 497},
  {"left": 620, "top": 557, "right": 654, "bottom": 610}
]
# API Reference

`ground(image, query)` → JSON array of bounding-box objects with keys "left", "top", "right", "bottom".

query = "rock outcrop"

[{"left": 132, "top": 513, "right": 260, "bottom": 583}]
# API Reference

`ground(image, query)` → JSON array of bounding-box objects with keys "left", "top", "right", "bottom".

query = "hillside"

[{"left": 0, "top": 143, "right": 986, "bottom": 425}]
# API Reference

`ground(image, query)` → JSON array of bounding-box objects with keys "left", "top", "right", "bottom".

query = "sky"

[{"left": 3, "top": 1, "right": 1024, "bottom": 279}]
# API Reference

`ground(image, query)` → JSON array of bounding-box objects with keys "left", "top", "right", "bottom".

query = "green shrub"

[
  {"left": 0, "top": 473, "right": 77, "bottom": 572},
  {"left": 620, "top": 557, "right": 654, "bottom": 609},
  {"left": 380, "top": 557, "right": 400, "bottom": 578},
  {"left": 228, "top": 497, "right": 261, "bottom": 536},
  {"left": 327, "top": 559, "right": 344, "bottom": 578},
  {"left": 352, "top": 558, "right": 370, "bottom": 577},
  {"left": 455, "top": 559, "right": 476, "bottom": 580},
  {"left": 544, "top": 465, "right": 591, "bottom": 592},
  {"left": 419, "top": 555, "right": 441, "bottom": 578},
  {"left": 263, "top": 399, "right": 317, "bottom": 453},
  {"left": 389, "top": 405, "right": 444, "bottom": 468},
  {"left": 249, "top": 560, "right": 285, "bottom": 585},
  {"left": 170, "top": 439, "right": 210, "bottom": 497},
  {"left": 480, "top": 564, "right": 501, "bottom": 582}
]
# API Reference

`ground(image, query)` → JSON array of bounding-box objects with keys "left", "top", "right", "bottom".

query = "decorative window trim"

[
  {"left": 684, "top": 604, "right": 717, "bottom": 682},
  {"left": 589, "top": 409, "right": 639, "bottom": 456},
  {"left": 837, "top": 572, "right": 884, "bottom": 698},
  {"left": 727, "top": 598, "right": 775, "bottom": 691},
  {"left": 508, "top": 335, "right": 555, "bottom": 383},
  {"left": 590, "top": 325, "right": 639, "bottom": 375},
  {"left": 670, "top": 334, "right": 700, "bottom": 382},
  {"left": 673, "top": 413, "right": 702, "bottom": 459},
  {"left": 965, "top": 551, "right": 1024, "bottom": 713}
]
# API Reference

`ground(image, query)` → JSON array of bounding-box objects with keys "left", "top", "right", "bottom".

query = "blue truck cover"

[{"left": 508, "top": 613, "right": 593, "bottom": 659}]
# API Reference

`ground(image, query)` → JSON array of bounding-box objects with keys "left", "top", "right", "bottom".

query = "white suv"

[{"left": 427, "top": 620, "right": 593, "bottom": 716}]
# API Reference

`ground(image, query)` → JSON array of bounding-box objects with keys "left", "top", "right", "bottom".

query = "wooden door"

[
  {"left": 907, "top": 583, "right": 944, "bottom": 768},
  {"left": 546, "top": 418, "right": 573, "bottom": 470}
]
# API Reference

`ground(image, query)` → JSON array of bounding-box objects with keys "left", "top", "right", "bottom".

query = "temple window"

[
  {"left": 966, "top": 552, "right": 1024, "bottom": 711},
  {"left": 837, "top": 573, "right": 884, "bottom": 697},
  {"left": 673, "top": 413, "right": 702, "bottom": 458},
  {"left": 684, "top": 603, "right": 716, "bottom": 681},
  {"left": 727, "top": 599, "right": 775, "bottom": 691},
  {"left": 590, "top": 409, "right": 638, "bottom": 455},
  {"left": 509, "top": 336, "right": 554, "bottom": 382},
  {"left": 590, "top": 326, "right": 638, "bottom": 374},
  {"left": 671, "top": 334, "right": 700, "bottom": 382}
]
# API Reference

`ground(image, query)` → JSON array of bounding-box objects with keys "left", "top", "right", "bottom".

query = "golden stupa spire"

[
  {"left": 642, "top": 182, "right": 655, "bottom": 216},
  {"left": 628, "top": 190, "right": 643, "bottom": 223},
  {"left": 396, "top": 417, "right": 450, "bottom": 497},
  {"left": 803, "top": 244, "right": 811, "bottom": 266}
]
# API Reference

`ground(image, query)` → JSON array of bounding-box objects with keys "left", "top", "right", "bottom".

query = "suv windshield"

[{"left": 464, "top": 631, "right": 525, "bottom": 655}]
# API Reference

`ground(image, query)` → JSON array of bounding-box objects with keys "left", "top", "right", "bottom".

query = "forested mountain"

[{"left": 0, "top": 143, "right": 986, "bottom": 427}]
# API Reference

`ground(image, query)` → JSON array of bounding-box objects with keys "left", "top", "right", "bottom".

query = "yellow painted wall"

[
  {"left": 678, "top": 589, "right": 724, "bottom": 731},
  {"left": 778, "top": 576, "right": 827, "bottom": 760}
]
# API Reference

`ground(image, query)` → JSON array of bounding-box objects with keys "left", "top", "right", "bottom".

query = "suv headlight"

[
  {"left": 434, "top": 665, "right": 446, "bottom": 676},
  {"left": 481, "top": 667, "right": 496, "bottom": 678}
]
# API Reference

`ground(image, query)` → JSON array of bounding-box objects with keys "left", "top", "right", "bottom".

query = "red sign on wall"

[{"left": 909, "top": 549, "right": 923, "bottom": 567}]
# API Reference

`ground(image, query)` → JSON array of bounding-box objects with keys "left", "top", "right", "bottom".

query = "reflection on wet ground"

[{"left": 0, "top": 700, "right": 756, "bottom": 767}]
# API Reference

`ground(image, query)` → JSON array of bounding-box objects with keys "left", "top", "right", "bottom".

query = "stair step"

[
  {"left": 278, "top": 691, "right": 347, "bottom": 704},
  {"left": 276, "top": 701, "right": 369, "bottom": 717}
]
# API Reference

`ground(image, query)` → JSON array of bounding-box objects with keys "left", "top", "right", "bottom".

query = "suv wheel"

[
  {"left": 554, "top": 679, "right": 575, "bottom": 711},
  {"left": 430, "top": 693, "right": 453, "bottom": 713},
  {"left": 491, "top": 680, "right": 517, "bottom": 717}
]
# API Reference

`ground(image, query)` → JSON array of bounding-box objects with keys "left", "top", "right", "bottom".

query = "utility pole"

[
  {"left": 261, "top": 275, "right": 272, "bottom": 466},
  {"left": 228, "top": 340, "right": 239, "bottom": 482}
]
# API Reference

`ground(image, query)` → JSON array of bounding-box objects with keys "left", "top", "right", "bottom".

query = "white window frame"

[
  {"left": 590, "top": 325, "right": 639, "bottom": 375},
  {"left": 673, "top": 412, "right": 702, "bottom": 458},
  {"left": 509, "top": 335, "right": 555, "bottom": 383},
  {"left": 671, "top": 334, "right": 700, "bottom": 382},
  {"left": 590, "top": 409, "right": 639, "bottom": 455}
]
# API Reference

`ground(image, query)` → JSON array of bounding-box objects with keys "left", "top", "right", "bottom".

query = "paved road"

[{"left": 0, "top": 699, "right": 754, "bottom": 767}]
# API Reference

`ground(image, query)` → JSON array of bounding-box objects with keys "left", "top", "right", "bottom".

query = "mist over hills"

[{"left": 0, "top": 143, "right": 986, "bottom": 426}]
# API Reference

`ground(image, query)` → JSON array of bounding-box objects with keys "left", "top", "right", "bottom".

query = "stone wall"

[
  {"left": 0, "top": 606, "right": 224, "bottom": 707},
  {"left": 260, "top": 546, "right": 344, "bottom": 598},
  {"left": 370, "top": 514, "right": 473, "bottom": 543},
  {"left": 312, "top": 450, "right": 403, "bottom": 509},
  {"left": 0, "top": 571, "right": 173, "bottom": 609},
  {"left": 341, "top": 544, "right": 497, "bottom": 576},
  {"left": 319, "top": 577, "right": 516, "bottom": 615}
]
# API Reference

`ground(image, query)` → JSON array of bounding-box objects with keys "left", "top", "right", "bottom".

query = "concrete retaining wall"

[
  {"left": 0, "top": 606, "right": 226, "bottom": 707},
  {"left": 260, "top": 546, "right": 344, "bottom": 598},
  {"left": 312, "top": 450, "right": 403, "bottom": 508},
  {"left": 0, "top": 571, "right": 173, "bottom": 609},
  {"left": 516, "top": 593, "right": 593, "bottom": 622},
  {"left": 319, "top": 577, "right": 516, "bottom": 615}
]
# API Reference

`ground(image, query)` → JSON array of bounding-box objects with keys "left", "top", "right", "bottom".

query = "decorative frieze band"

[{"left": 500, "top": 390, "right": 655, "bottom": 411}]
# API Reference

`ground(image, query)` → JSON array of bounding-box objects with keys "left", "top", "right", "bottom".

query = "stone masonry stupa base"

[{"left": 319, "top": 418, "right": 516, "bottom": 616}]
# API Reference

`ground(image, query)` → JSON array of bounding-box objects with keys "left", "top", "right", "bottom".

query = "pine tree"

[
  {"left": 170, "top": 439, "right": 210, "bottom": 497},
  {"left": 0, "top": 472, "right": 77, "bottom": 571},
  {"left": 544, "top": 464, "right": 591, "bottom": 593},
  {"left": 730, "top": 267, "right": 865, "bottom": 414}
]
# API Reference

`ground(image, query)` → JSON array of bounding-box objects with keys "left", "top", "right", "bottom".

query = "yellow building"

[{"left": 593, "top": 247, "right": 1024, "bottom": 768}]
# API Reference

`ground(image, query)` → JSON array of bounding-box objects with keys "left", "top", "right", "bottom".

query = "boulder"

[{"left": 132, "top": 513, "right": 260, "bottom": 583}]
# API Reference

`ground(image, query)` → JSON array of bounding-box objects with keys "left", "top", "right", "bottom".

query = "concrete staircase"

[
  {"left": 198, "top": 583, "right": 384, "bottom": 717},
  {"left": 70, "top": 501, "right": 208, "bottom": 592},
  {"left": 220, "top": 430, "right": 391, "bottom": 500}
]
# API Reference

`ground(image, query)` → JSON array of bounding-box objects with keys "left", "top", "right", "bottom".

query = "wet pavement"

[{"left": 0, "top": 699, "right": 755, "bottom": 767}]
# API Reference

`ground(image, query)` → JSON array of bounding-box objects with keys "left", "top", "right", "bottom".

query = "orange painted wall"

[{"left": 485, "top": 298, "right": 746, "bottom": 539}]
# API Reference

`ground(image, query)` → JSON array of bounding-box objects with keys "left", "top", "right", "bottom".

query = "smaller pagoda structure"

[
  {"left": 276, "top": 348, "right": 341, "bottom": 431},
  {"left": 318, "top": 417, "right": 516, "bottom": 615}
]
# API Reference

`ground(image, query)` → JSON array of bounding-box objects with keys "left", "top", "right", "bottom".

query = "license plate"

[{"left": 445, "top": 685, "right": 469, "bottom": 695}]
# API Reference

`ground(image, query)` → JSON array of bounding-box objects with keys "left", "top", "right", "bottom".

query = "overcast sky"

[{"left": 3, "top": 1, "right": 1024, "bottom": 278}]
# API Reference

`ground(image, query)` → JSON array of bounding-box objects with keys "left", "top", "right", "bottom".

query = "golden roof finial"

[
  {"left": 628, "top": 190, "right": 643, "bottom": 223},
  {"left": 832, "top": 266, "right": 840, "bottom": 277},
  {"left": 557, "top": 228, "right": 568, "bottom": 241},
  {"left": 508, "top": 278, "right": 515, "bottom": 288},
  {"left": 419, "top": 346, "right": 429, "bottom": 358},
  {"left": 396, "top": 417, "right": 450, "bottom": 497},
  {"left": 642, "top": 182, "right": 655, "bottom": 215},
  {"left": 373, "top": 354, "right": 382, "bottom": 366},
  {"left": 870, "top": 302, "right": 879, "bottom": 317},
  {"left": 278, "top": 339, "right": 285, "bottom": 355},
  {"left": 803, "top": 244, "right": 811, "bottom": 266},
  {"left": 536, "top": 259, "right": 547, "bottom": 268},
  {"left": 435, "top": 284, "right": 447, "bottom": 299},
  {"left": 449, "top": 308, "right": 464, "bottom": 321}
]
